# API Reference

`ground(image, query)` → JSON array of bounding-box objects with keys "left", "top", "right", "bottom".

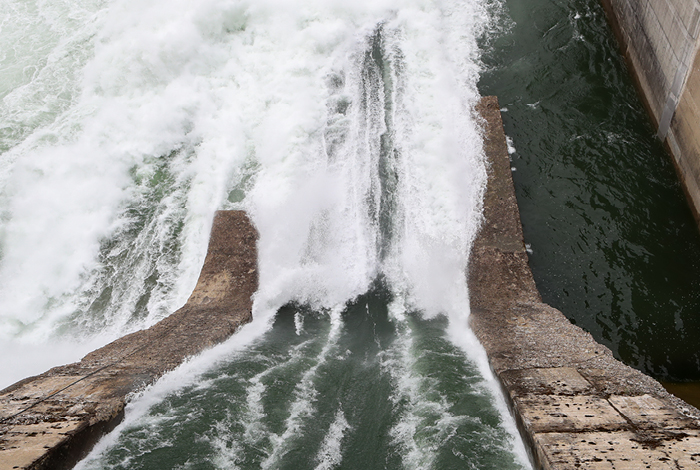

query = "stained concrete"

[
  {"left": 0, "top": 210, "right": 258, "bottom": 470},
  {"left": 471, "top": 96, "right": 700, "bottom": 469}
]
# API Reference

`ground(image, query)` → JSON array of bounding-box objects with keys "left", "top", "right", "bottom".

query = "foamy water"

[{"left": 2, "top": 0, "right": 530, "bottom": 468}]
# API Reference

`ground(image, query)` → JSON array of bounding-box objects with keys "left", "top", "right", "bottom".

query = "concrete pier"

[
  {"left": 472, "top": 96, "right": 700, "bottom": 469},
  {"left": 0, "top": 211, "right": 258, "bottom": 470}
]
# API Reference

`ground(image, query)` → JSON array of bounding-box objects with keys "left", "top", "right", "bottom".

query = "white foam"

[
  {"left": 1, "top": 0, "right": 487, "bottom": 372},
  {"left": 507, "top": 135, "right": 517, "bottom": 155},
  {"left": 0, "top": 336, "right": 105, "bottom": 390},
  {"left": 75, "top": 304, "right": 278, "bottom": 470},
  {"left": 0, "top": 0, "right": 267, "bottom": 363},
  {"left": 240, "top": 338, "right": 314, "bottom": 446},
  {"left": 261, "top": 306, "right": 344, "bottom": 469},
  {"left": 384, "top": 298, "right": 469, "bottom": 469},
  {"left": 3, "top": 0, "right": 531, "bottom": 466},
  {"left": 209, "top": 420, "right": 245, "bottom": 470},
  {"left": 445, "top": 312, "right": 533, "bottom": 469},
  {"left": 314, "top": 408, "right": 351, "bottom": 470}
]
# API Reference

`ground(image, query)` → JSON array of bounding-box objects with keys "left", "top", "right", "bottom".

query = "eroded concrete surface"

[
  {"left": 472, "top": 96, "right": 700, "bottom": 469},
  {"left": 0, "top": 211, "right": 258, "bottom": 470}
]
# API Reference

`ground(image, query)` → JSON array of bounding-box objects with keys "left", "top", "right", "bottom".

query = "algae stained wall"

[{"left": 600, "top": 0, "right": 700, "bottom": 223}]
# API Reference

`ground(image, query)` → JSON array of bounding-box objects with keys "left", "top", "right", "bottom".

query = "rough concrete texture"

[
  {"left": 471, "top": 96, "right": 700, "bottom": 469},
  {"left": 0, "top": 210, "right": 258, "bottom": 470},
  {"left": 669, "top": 48, "right": 700, "bottom": 225},
  {"left": 600, "top": 0, "right": 700, "bottom": 225}
]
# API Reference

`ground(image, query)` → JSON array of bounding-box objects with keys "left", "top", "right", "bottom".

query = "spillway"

[{"left": 0, "top": 0, "right": 531, "bottom": 469}]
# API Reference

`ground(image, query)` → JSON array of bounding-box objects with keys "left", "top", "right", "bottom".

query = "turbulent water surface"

[
  {"left": 6, "top": 0, "right": 699, "bottom": 466},
  {"left": 1, "top": 0, "right": 532, "bottom": 468}
]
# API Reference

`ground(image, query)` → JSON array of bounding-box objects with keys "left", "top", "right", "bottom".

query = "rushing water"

[
  {"left": 5, "top": 0, "right": 700, "bottom": 466},
  {"left": 1, "top": 0, "right": 532, "bottom": 468},
  {"left": 77, "top": 289, "right": 525, "bottom": 470}
]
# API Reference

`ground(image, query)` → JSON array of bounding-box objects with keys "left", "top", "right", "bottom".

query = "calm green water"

[{"left": 479, "top": 0, "right": 700, "bottom": 382}]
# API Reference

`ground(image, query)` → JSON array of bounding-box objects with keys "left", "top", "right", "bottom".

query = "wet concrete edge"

[
  {"left": 0, "top": 210, "right": 258, "bottom": 470},
  {"left": 472, "top": 96, "right": 700, "bottom": 469}
]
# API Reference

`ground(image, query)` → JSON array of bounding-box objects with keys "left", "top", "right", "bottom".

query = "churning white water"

[{"left": 1, "top": 0, "right": 530, "bottom": 467}]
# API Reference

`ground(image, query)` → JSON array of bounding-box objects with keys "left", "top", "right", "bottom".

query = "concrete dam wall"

[{"left": 600, "top": 0, "right": 700, "bottom": 224}]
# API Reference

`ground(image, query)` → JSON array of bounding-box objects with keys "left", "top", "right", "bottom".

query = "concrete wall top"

[
  {"left": 471, "top": 96, "right": 700, "bottom": 470},
  {"left": 0, "top": 211, "right": 258, "bottom": 470}
]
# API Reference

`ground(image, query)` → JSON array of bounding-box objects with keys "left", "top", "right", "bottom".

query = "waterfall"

[{"left": 1, "top": 0, "right": 530, "bottom": 468}]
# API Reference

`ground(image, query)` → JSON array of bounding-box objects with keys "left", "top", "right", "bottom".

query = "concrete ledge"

[
  {"left": 0, "top": 210, "right": 258, "bottom": 470},
  {"left": 472, "top": 96, "right": 700, "bottom": 469}
]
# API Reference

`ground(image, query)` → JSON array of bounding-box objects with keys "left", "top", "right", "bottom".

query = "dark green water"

[
  {"left": 479, "top": 0, "right": 700, "bottom": 382},
  {"left": 78, "top": 287, "right": 523, "bottom": 470}
]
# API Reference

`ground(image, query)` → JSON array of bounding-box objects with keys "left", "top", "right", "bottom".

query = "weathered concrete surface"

[
  {"left": 600, "top": 0, "right": 700, "bottom": 225},
  {"left": 472, "top": 96, "right": 700, "bottom": 469},
  {"left": 0, "top": 210, "right": 258, "bottom": 470}
]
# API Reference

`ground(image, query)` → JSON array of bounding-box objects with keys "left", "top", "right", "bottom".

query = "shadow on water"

[
  {"left": 84, "top": 282, "right": 523, "bottom": 470},
  {"left": 479, "top": 0, "right": 700, "bottom": 382}
]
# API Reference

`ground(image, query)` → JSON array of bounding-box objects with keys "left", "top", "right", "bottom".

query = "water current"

[
  {"left": 4, "top": 0, "right": 700, "bottom": 467},
  {"left": 1, "top": 0, "right": 532, "bottom": 468}
]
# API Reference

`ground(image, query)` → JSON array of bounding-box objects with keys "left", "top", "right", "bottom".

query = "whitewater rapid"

[
  {"left": 1, "top": 0, "right": 484, "bottom": 381},
  {"left": 1, "top": 0, "right": 530, "bottom": 467}
]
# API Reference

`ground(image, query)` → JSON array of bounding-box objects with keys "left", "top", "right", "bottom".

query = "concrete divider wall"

[
  {"left": 472, "top": 96, "right": 700, "bottom": 469},
  {"left": 0, "top": 211, "right": 258, "bottom": 470},
  {"left": 600, "top": 0, "right": 700, "bottom": 224}
]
